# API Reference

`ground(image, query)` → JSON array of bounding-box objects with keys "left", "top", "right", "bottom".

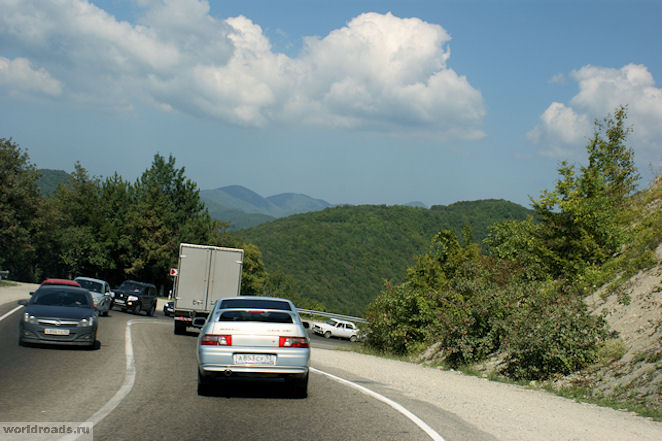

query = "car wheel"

[
  {"left": 197, "top": 371, "right": 212, "bottom": 396},
  {"left": 134, "top": 303, "right": 142, "bottom": 315},
  {"left": 350, "top": 335, "right": 357, "bottom": 342},
  {"left": 147, "top": 302, "right": 155, "bottom": 316},
  {"left": 288, "top": 373, "right": 308, "bottom": 398},
  {"left": 324, "top": 331, "right": 331, "bottom": 339}
]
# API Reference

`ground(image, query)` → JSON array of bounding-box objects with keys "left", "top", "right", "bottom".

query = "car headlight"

[
  {"left": 23, "top": 313, "right": 38, "bottom": 324},
  {"left": 128, "top": 295, "right": 138, "bottom": 301},
  {"left": 78, "top": 317, "right": 95, "bottom": 327}
]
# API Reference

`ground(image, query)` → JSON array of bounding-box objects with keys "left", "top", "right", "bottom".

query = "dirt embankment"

[{"left": 569, "top": 242, "right": 662, "bottom": 409}]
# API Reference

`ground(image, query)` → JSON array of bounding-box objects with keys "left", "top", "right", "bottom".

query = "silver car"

[
  {"left": 195, "top": 296, "right": 310, "bottom": 397},
  {"left": 75, "top": 276, "right": 113, "bottom": 316}
]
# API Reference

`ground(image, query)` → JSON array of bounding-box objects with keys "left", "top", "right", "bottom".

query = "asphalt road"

[{"left": 0, "top": 296, "right": 494, "bottom": 441}]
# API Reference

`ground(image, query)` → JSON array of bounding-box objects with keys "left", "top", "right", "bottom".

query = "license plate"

[
  {"left": 114, "top": 299, "right": 125, "bottom": 304},
  {"left": 233, "top": 353, "right": 276, "bottom": 365},
  {"left": 44, "top": 328, "right": 70, "bottom": 336}
]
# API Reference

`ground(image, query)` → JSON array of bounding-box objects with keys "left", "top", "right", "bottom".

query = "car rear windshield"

[
  {"left": 32, "top": 291, "right": 91, "bottom": 307},
  {"left": 219, "top": 298, "right": 292, "bottom": 310},
  {"left": 218, "top": 310, "right": 293, "bottom": 323}
]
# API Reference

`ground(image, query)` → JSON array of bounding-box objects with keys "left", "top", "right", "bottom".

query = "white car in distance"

[{"left": 312, "top": 318, "right": 361, "bottom": 342}]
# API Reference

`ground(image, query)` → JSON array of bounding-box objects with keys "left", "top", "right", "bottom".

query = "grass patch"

[{"left": 0, "top": 280, "right": 18, "bottom": 288}]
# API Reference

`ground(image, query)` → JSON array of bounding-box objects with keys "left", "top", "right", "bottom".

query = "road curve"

[{"left": 1, "top": 283, "right": 661, "bottom": 441}]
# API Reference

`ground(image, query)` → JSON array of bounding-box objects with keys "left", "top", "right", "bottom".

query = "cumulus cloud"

[
  {"left": 0, "top": 56, "right": 62, "bottom": 96},
  {"left": 0, "top": 0, "right": 485, "bottom": 139},
  {"left": 529, "top": 64, "right": 662, "bottom": 166}
]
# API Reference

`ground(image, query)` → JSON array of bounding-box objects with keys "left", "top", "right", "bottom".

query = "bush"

[
  {"left": 504, "top": 294, "right": 607, "bottom": 380},
  {"left": 365, "top": 283, "right": 439, "bottom": 355}
]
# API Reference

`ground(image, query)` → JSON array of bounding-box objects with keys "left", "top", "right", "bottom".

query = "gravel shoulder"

[{"left": 312, "top": 348, "right": 662, "bottom": 441}]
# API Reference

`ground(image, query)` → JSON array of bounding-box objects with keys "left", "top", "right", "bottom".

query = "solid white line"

[
  {"left": 310, "top": 367, "right": 446, "bottom": 441},
  {"left": 60, "top": 319, "right": 166, "bottom": 441},
  {"left": 0, "top": 305, "right": 23, "bottom": 322}
]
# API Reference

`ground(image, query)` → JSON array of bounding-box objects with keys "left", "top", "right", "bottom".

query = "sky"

[{"left": 1, "top": 0, "right": 661, "bottom": 208}]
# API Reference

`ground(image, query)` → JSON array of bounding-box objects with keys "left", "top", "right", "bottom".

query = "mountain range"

[{"left": 200, "top": 185, "right": 333, "bottom": 228}]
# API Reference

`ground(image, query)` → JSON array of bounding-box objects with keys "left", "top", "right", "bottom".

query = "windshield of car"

[
  {"left": 76, "top": 279, "right": 103, "bottom": 293},
  {"left": 219, "top": 298, "right": 292, "bottom": 310},
  {"left": 31, "top": 290, "right": 92, "bottom": 308},
  {"left": 326, "top": 319, "right": 339, "bottom": 326},
  {"left": 218, "top": 310, "right": 293, "bottom": 323},
  {"left": 118, "top": 281, "right": 142, "bottom": 291}
]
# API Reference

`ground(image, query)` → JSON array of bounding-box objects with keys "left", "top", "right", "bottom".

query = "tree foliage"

[
  {"left": 0, "top": 138, "right": 42, "bottom": 280},
  {"left": 365, "top": 106, "right": 638, "bottom": 379}
]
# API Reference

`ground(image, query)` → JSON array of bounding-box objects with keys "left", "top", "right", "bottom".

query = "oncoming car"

[
  {"left": 74, "top": 276, "right": 113, "bottom": 316},
  {"left": 195, "top": 296, "right": 310, "bottom": 397},
  {"left": 18, "top": 285, "right": 98, "bottom": 348}
]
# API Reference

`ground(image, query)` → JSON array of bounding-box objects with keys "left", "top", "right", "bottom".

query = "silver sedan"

[{"left": 195, "top": 296, "right": 310, "bottom": 397}]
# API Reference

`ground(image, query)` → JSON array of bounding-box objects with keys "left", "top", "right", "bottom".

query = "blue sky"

[{"left": 1, "top": 0, "right": 660, "bottom": 208}]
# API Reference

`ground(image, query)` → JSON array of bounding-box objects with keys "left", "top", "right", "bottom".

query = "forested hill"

[{"left": 238, "top": 200, "right": 533, "bottom": 315}]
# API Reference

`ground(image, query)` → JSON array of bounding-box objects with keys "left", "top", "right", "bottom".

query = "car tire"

[
  {"left": 197, "top": 371, "right": 212, "bottom": 396},
  {"left": 147, "top": 302, "right": 155, "bottom": 316},
  {"left": 324, "top": 331, "right": 331, "bottom": 339},
  {"left": 134, "top": 303, "right": 142, "bottom": 315},
  {"left": 350, "top": 335, "right": 357, "bottom": 342},
  {"left": 174, "top": 321, "right": 186, "bottom": 335},
  {"left": 288, "top": 373, "right": 308, "bottom": 398}
]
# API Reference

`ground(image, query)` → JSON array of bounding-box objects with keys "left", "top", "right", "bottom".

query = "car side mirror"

[
  {"left": 302, "top": 321, "right": 310, "bottom": 329},
  {"left": 29, "top": 291, "right": 34, "bottom": 296},
  {"left": 17, "top": 299, "right": 28, "bottom": 306}
]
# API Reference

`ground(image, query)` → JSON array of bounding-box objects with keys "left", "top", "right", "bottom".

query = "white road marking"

[
  {"left": 60, "top": 319, "right": 166, "bottom": 441},
  {"left": 0, "top": 305, "right": 23, "bottom": 322},
  {"left": 310, "top": 367, "right": 447, "bottom": 441}
]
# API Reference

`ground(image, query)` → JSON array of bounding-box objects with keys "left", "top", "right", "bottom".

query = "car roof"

[
  {"left": 41, "top": 278, "right": 81, "bottom": 287},
  {"left": 35, "top": 285, "right": 91, "bottom": 295},
  {"left": 329, "top": 318, "right": 355, "bottom": 325},
  {"left": 75, "top": 276, "right": 107, "bottom": 284},
  {"left": 216, "top": 296, "right": 295, "bottom": 310},
  {"left": 120, "top": 280, "right": 154, "bottom": 287}
]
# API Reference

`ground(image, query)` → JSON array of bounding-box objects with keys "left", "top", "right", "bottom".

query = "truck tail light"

[
  {"left": 279, "top": 336, "right": 309, "bottom": 348},
  {"left": 201, "top": 334, "right": 232, "bottom": 346}
]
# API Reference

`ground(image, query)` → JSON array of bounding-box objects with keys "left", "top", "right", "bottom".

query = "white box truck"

[{"left": 173, "top": 243, "right": 243, "bottom": 334}]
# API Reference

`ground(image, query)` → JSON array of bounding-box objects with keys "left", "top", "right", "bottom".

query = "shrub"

[{"left": 504, "top": 294, "right": 607, "bottom": 380}]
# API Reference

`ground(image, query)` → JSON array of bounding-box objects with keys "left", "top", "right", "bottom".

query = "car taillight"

[
  {"left": 279, "top": 336, "right": 309, "bottom": 348},
  {"left": 201, "top": 334, "right": 232, "bottom": 346}
]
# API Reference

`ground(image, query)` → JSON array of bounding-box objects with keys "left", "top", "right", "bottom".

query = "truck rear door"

[
  {"left": 206, "top": 248, "right": 244, "bottom": 310},
  {"left": 175, "top": 245, "right": 211, "bottom": 311}
]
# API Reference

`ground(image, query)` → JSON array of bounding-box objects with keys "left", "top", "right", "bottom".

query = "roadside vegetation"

[
  {"left": 364, "top": 106, "right": 662, "bottom": 414},
  {"left": 0, "top": 139, "right": 267, "bottom": 295}
]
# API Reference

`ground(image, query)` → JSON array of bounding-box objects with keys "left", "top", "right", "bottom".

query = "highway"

[{"left": 0, "top": 293, "right": 493, "bottom": 441}]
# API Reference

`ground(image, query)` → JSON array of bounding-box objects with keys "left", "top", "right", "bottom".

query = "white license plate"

[
  {"left": 114, "top": 299, "right": 125, "bottom": 304},
  {"left": 44, "top": 328, "right": 70, "bottom": 336},
  {"left": 233, "top": 353, "right": 276, "bottom": 365}
]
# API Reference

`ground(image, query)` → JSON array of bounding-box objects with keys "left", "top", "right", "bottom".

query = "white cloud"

[
  {"left": 0, "top": 1, "right": 485, "bottom": 139},
  {"left": 0, "top": 56, "right": 62, "bottom": 96},
  {"left": 529, "top": 64, "right": 662, "bottom": 166}
]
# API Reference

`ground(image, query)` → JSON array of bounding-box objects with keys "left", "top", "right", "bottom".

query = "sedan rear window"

[
  {"left": 218, "top": 310, "right": 293, "bottom": 323},
  {"left": 219, "top": 298, "right": 292, "bottom": 310},
  {"left": 32, "top": 291, "right": 91, "bottom": 307}
]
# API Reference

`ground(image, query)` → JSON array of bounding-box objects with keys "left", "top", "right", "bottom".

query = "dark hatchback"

[
  {"left": 112, "top": 280, "right": 158, "bottom": 316},
  {"left": 18, "top": 286, "right": 98, "bottom": 348}
]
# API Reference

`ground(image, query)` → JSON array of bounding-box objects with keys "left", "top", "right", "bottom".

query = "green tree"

[
  {"left": 46, "top": 162, "right": 108, "bottom": 278},
  {"left": 125, "top": 153, "right": 224, "bottom": 292},
  {"left": 532, "top": 106, "right": 639, "bottom": 278},
  {"left": 0, "top": 138, "right": 43, "bottom": 280}
]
